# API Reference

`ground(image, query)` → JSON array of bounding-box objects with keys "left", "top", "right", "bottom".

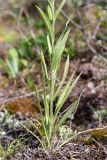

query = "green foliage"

[
  {"left": 0, "top": 110, "right": 23, "bottom": 159},
  {"left": 93, "top": 0, "right": 107, "bottom": 9},
  {"left": 59, "top": 126, "right": 77, "bottom": 141},
  {"left": 97, "top": 32, "right": 107, "bottom": 41},
  {"left": 93, "top": 108, "right": 107, "bottom": 125},
  {"left": 0, "top": 48, "right": 27, "bottom": 78},
  {"left": 0, "top": 139, "right": 24, "bottom": 159},
  {"left": 54, "top": 0, "right": 66, "bottom": 20},
  {"left": 35, "top": 20, "right": 45, "bottom": 29},
  {"left": 0, "top": 109, "right": 19, "bottom": 132},
  {"left": 18, "top": 35, "right": 47, "bottom": 59},
  {"left": 18, "top": 37, "right": 36, "bottom": 59},
  {"left": 64, "top": 47, "right": 77, "bottom": 59},
  {"left": 22, "top": 0, "right": 80, "bottom": 150},
  {"left": 0, "top": 48, "right": 19, "bottom": 78},
  {"left": 35, "top": 35, "right": 47, "bottom": 53}
]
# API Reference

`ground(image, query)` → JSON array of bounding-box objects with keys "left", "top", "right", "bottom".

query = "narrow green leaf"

[
  {"left": 9, "top": 48, "right": 19, "bottom": 75},
  {"left": 20, "top": 121, "right": 45, "bottom": 150},
  {"left": 34, "top": 85, "right": 42, "bottom": 113},
  {"left": 0, "top": 144, "right": 4, "bottom": 155},
  {"left": 55, "top": 0, "right": 66, "bottom": 20},
  {"left": 56, "top": 73, "right": 80, "bottom": 108},
  {"left": 52, "top": 29, "right": 70, "bottom": 76},
  {"left": 56, "top": 71, "right": 75, "bottom": 108},
  {"left": 54, "top": 20, "right": 70, "bottom": 46},
  {"left": 40, "top": 50, "right": 49, "bottom": 80},
  {"left": 48, "top": 0, "right": 53, "bottom": 10},
  {"left": 40, "top": 51, "right": 49, "bottom": 123},
  {"left": 26, "top": 117, "right": 43, "bottom": 137},
  {"left": 55, "top": 100, "right": 79, "bottom": 132},
  {"left": 54, "top": 73, "right": 81, "bottom": 124},
  {"left": 42, "top": 119, "right": 51, "bottom": 147},
  {"left": 0, "top": 59, "right": 5, "bottom": 66},
  {"left": 53, "top": 71, "right": 75, "bottom": 122},
  {"left": 53, "top": 55, "right": 69, "bottom": 100},
  {"left": 47, "top": 5, "right": 53, "bottom": 21},
  {"left": 36, "top": 6, "right": 54, "bottom": 40},
  {"left": 6, "top": 59, "right": 16, "bottom": 78},
  {"left": 47, "top": 35, "right": 52, "bottom": 55}
]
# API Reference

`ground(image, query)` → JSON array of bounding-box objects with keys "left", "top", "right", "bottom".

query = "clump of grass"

[{"left": 21, "top": 0, "right": 81, "bottom": 150}]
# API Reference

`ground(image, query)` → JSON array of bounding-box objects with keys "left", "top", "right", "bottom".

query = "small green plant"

[
  {"left": 59, "top": 126, "right": 77, "bottom": 141},
  {"left": 0, "top": 109, "right": 19, "bottom": 137},
  {"left": 22, "top": 0, "right": 80, "bottom": 150},
  {"left": 93, "top": 108, "right": 107, "bottom": 126},
  {"left": 0, "top": 139, "right": 24, "bottom": 160},
  {"left": 0, "top": 48, "right": 27, "bottom": 78},
  {"left": 18, "top": 36, "right": 36, "bottom": 59},
  {"left": 18, "top": 35, "right": 47, "bottom": 60}
]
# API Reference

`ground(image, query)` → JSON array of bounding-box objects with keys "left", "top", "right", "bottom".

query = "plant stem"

[{"left": 49, "top": 0, "right": 55, "bottom": 145}]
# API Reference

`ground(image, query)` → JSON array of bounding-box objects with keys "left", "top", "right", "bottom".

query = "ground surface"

[{"left": 0, "top": 52, "right": 107, "bottom": 159}]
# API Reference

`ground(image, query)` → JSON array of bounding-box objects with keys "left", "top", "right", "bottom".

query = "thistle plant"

[{"left": 22, "top": 0, "right": 80, "bottom": 150}]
